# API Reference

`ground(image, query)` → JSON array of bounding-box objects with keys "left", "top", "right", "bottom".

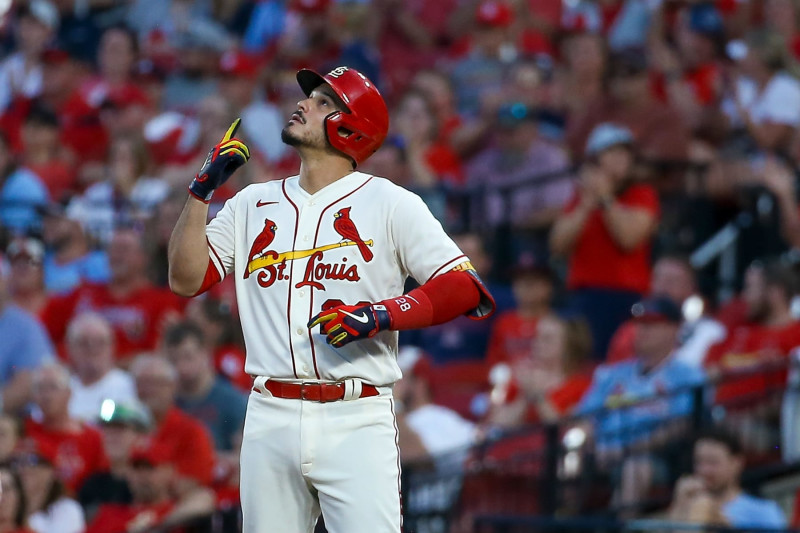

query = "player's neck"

[{"left": 298, "top": 158, "right": 355, "bottom": 195}]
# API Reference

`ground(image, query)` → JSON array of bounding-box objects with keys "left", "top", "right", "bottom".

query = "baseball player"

[{"left": 167, "top": 66, "right": 495, "bottom": 533}]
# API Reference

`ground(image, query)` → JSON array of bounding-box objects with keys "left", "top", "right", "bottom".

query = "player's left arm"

[{"left": 309, "top": 265, "right": 495, "bottom": 348}]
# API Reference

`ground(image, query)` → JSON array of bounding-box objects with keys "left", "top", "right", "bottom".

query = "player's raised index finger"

[{"left": 222, "top": 118, "right": 242, "bottom": 143}]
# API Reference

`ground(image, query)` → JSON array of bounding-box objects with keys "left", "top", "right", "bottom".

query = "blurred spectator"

[
  {"left": 19, "top": 103, "right": 74, "bottom": 202},
  {"left": 487, "top": 314, "right": 593, "bottom": 428},
  {"left": 162, "top": 321, "right": 247, "bottom": 452},
  {"left": 767, "top": 0, "right": 800, "bottom": 61},
  {"left": 607, "top": 254, "right": 727, "bottom": 367},
  {"left": 553, "top": 31, "right": 607, "bottom": 121},
  {"left": 130, "top": 354, "right": 216, "bottom": 495},
  {"left": 567, "top": 48, "right": 689, "bottom": 164},
  {"left": 650, "top": 3, "right": 726, "bottom": 135},
  {"left": 161, "top": 29, "right": 225, "bottom": 113},
  {"left": 274, "top": 0, "right": 338, "bottom": 68},
  {"left": 0, "top": 415, "right": 20, "bottom": 465},
  {"left": 218, "top": 50, "right": 289, "bottom": 164},
  {"left": 25, "top": 363, "right": 107, "bottom": 493},
  {"left": 722, "top": 28, "right": 800, "bottom": 155},
  {"left": 574, "top": 297, "right": 706, "bottom": 511},
  {"left": 467, "top": 102, "right": 573, "bottom": 258},
  {"left": 67, "top": 134, "right": 168, "bottom": 244},
  {"left": 240, "top": 0, "right": 288, "bottom": 53},
  {"left": 393, "top": 89, "right": 464, "bottom": 191},
  {"left": 401, "top": 232, "right": 511, "bottom": 362},
  {"left": 42, "top": 227, "right": 184, "bottom": 361},
  {"left": 449, "top": 0, "right": 517, "bottom": 118},
  {"left": 184, "top": 297, "right": 249, "bottom": 392},
  {"left": 410, "top": 69, "right": 463, "bottom": 148},
  {"left": 368, "top": 0, "right": 455, "bottom": 97},
  {"left": 487, "top": 258, "right": 555, "bottom": 366},
  {"left": 0, "top": 1, "right": 59, "bottom": 112},
  {"left": 0, "top": 465, "right": 34, "bottom": 533},
  {"left": 668, "top": 428, "right": 786, "bottom": 529},
  {"left": 66, "top": 313, "right": 137, "bottom": 423},
  {"left": 13, "top": 437, "right": 85, "bottom": 533},
  {"left": 0, "top": 258, "right": 54, "bottom": 415},
  {"left": 0, "top": 130, "right": 49, "bottom": 234},
  {"left": 551, "top": 123, "right": 659, "bottom": 358},
  {"left": 5, "top": 238, "right": 47, "bottom": 316},
  {"left": 39, "top": 202, "right": 109, "bottom": 295},
  {"left": 78, "top": 401, "right": 149, "bottom": 519},
  {"left": 394, "top": 347, "right": 477, "bottom": 468},
  {"left": 705, "top": 260, "right": 800, "bottom": 405},
  {"left": 85, "top": 444, "right": 214, "bottom": 533},
  {"left": 759, "top": 156, "right": 800, "bottom": 250}
]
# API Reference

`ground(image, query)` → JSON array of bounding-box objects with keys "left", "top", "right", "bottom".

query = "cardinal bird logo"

[
  {"left": 333, "top": 207, "right": 373, "bottom": 262},
  {"left": 244, "top": 218, "right": 278, "bottom": 278}
]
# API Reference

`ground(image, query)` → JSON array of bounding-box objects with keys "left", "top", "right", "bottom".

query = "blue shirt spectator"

[
  {"left": 576, "top": 297, "right": 706, "bottom": 451},
  {"left": 43, "top": 250, "right": 109, "bottom": 295},
  {"left": 0, "top": 304, "right": 54, "bottom": 383},
  {"left": 176, "top": 377, "right": 247, "bottom": 451},
  {"left": 242, "top": 0, "right": 287, "bottom": 52},
  {"left": 723, "top": 493, "right": 786, "bottom": 529}
]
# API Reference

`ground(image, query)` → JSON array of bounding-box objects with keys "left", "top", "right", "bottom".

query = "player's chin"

[{"left": 280, "top": 126, "right": 304, "bottom": 147}]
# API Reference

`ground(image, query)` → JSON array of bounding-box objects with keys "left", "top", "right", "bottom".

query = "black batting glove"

[{"left": 189, "top": 118, "right": 251, "bottom": 203}]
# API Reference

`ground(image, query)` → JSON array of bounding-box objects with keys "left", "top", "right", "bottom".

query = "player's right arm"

[{"left": 168, "top": 119, "right": 250, "bottom": 297}]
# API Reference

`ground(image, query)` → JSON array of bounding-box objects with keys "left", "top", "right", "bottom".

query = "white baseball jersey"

[{"left": 205, "top": 171, "right": 472, "bottom": 386}]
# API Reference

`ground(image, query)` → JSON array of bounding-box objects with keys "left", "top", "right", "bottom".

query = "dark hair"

[
  {"left": 750, "top": 259, "right": 798, "bottom": 301},
  {"left": 163, "top": 321, "right": 207, "bottom": 349},
  {"left": 0, "top": 464, "right": 28, "bottom": 527},
  {"left": 562, "top": 317, "right": 592, "bottom": 374},
  {"left": 695, "top": 427, "right": 743, "bottom": 456},
  {"left": 198, "top": 298, "right": 243, "bottom": 347},
  {"left": 654, "top": 252, "right": 698, "bottom": 286},
  {"left": 42, "top": 476, "right": 66, "bottom": 511}
]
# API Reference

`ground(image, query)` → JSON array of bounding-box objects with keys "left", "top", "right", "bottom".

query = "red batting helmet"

[{"left": 296, "top": 66, "right": 389, "bottom": 167}]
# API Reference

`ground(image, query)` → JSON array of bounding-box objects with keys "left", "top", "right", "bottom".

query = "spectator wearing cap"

[
  {"left": 449, "top": 0, "right": 517, "bottom": 118},
  {"left": 486, "top": 257, "right": 556, "bottom": 366},
  {"left": 705, "top": 261, "right": 800, "bottom": 406},
  {"left": 567, "top": 47, "right": 689, "bottom": 164},
  {"left": 218, "top": 50, "right": 290, "bottom": 165},
  {"left": 0, "top": 256, "right": 54, "bottom": 415},
  {"left": 162, "top": 321, "right": 247, "bottom": 453},
  {"left": 394, "top": 347, "right": 477, "bottom": 469},
  {"left": 40, "top": 201, "right": 109, "bottom": 295},
  {"left": 78, "top": 400, "right": 149, "bottom": 519},
  {"left": 129, "top": 354, "right": 216, "bottom": 495},
  {"left": 721, "top": 28, "right": 800, "bottom": 155},
  {"left": 6, "top": 238, "right": 47, "bottom": 316},
  {"left": 486, "top": 314, "right": 593, "bottom": 428},
  {"left": 0, "top": 464, "right": 35, "bottom": 533},
  {"left": 466, "top": 101, "right": 573, "bottom": 257},
  {"left": 551, "top": 123, "right": 659, "bottom": 359},
  {"left": 651, "top": 3, "right": 726, "bottom": 132},
  {"left": 66, "top": 313, "right": 137, "bottom": 423},
  {"left": 24, "top": 363, "right": 108, "bottom": 494},
  {"left": 85, "top": 443, "right": 215, "bottom": 533},
  {"left": 0, "top": 1, "right": 59, "bottom": 112},
  {"left": 607, "top": 253, "right": 726, "bottom": 367},
  {"left": 42, "top": 227, "right": 184, "bottom": 361},
  {"left": 13, "top": 437, "right": 85, "bottom": 533},
  {"left": 0, "top": 130, "right": 50, "bottom": 234},
  {"left": 19, "top": 103, "right": 75, "bottom": 202},
  {"left": 573, "top": 296, "right": 706, "bottom": 513}
]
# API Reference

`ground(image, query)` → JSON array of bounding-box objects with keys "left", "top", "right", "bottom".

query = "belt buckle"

[{"left": 299, "top": 382, "right": 316, "bottom": 402}]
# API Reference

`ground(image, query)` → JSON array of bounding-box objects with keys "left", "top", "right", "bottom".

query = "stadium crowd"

[{"left": 3, "top": 0, "right": 800, "bottom": 531}]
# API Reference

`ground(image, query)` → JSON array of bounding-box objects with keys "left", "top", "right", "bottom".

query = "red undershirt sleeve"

[
  {"left": 380, "top": 269, "right": 495, "bottom": 330},
  {"left": 192, "top": 258, "right": 222, "bottom": 296}
]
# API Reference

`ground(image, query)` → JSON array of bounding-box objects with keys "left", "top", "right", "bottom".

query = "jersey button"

[
  {"left": 299, "top": 290, "right": 306, "bottom": 298},
  {"left": 303, "top": 364, "right": 310, "bottom": 373},
  {"left": 296, "top": 328, "right": 304, "bottom": 335},
  {"left": 303, "top": 235, "right": 310, "bottom": 242}
]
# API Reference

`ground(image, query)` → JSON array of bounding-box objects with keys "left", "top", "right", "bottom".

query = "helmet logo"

[{"left": 327, "top": 66, "right": 349, "bottom": 78}]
